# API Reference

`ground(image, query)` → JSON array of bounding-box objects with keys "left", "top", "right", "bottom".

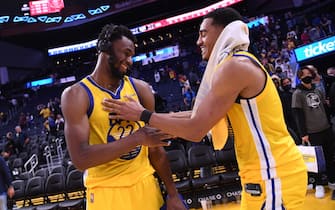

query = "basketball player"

[
  {"left": 61, "top": 24, "right": 187, "bottom": 210},
  {"left": 102, "top": 8, "right": 308, "bottom": 210}
]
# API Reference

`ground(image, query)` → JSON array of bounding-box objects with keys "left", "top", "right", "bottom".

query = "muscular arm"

[
  {"left": 152, "top": 59, "right": 265, "bottom": 141},
  {"left": 104, "top": 57, "right": 265, "bottom": 141},
  {"left": 133, "top": 79, "right": 179, "bottom": 197},
  {"left": 62, "top": 84, "right": 149, "bottom": 171},
  {"left": 168, "top": 110, "right": 192, "bottom": 118}
]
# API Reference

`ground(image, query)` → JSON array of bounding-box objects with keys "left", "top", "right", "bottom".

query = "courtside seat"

[
  {"left": 58, "top": 169, "right": 85, "bottom": 209},
  {"left": 187, "top": 145, "right": 221, "bottom": 189},
  {"left": 166, "top": 150, "right": 191, "bottom": 192},
  {"left": 24, "top": 176, "right": 45, "bottom": 206},
  {"left": 11, "top": 179, "right": 26, "bottom": 208}
]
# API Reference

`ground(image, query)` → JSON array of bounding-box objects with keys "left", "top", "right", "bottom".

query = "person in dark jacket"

[
  {"left": 0, "top": 156, "right": 14, "bottom": 210},
  {"left": 279, "top": 77, "right": 299, "bottom": 141}
]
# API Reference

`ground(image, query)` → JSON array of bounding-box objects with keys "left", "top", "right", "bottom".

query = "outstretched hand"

[{"left": 102, "top": 96, "right": 145, "bottom": 121}]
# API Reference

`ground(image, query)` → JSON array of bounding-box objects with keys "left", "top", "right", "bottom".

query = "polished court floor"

[{"left": 192, "top": 187, "right": 335, "bottom": 210}]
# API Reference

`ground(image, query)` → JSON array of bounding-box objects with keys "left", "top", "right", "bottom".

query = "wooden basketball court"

[{"left": 191, "top": 187, "right": 335, "bottom": 210}]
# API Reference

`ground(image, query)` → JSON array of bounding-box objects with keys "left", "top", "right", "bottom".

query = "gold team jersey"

[
  {"left": 79, "top": 75, "right": 155, "bottom": 188},
  {"left": 226, "top": 51, "right": 306, "bottom": 181}
]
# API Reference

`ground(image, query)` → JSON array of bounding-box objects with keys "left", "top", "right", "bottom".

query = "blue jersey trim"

[
  {"left": 246, "top": 99, "right": 271, "bottom": 179},
  {"left": 128, "top": 77, "right": 140, "bottom": 97},
  {"left": 79, "top": 82, "right": 94, "bottom": 117},
  {"left": 86, "top": 76, "right": 124, "bottom": 99}
]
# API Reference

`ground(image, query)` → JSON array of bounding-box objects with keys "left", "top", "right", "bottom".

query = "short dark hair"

[
  {"left": 280, "top": 77, "right": 292, "bottom": 86},
  {"left": 96, "top": 24, "right": 136, "bottom": 53},
  {"left": 203, "top": 7, "right": 243, "bottom": 27}
]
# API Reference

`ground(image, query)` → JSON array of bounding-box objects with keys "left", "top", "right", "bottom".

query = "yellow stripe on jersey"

[
  {"left": 80, "top": 75, "right": 155, "bottom": 188},
  {"left": 226, "top": 51, "right": 306, "bottom": 181}
]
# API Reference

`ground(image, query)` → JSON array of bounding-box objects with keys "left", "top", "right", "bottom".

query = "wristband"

[{"left": 140, "top": 109, "right": 153, "bottom": 124}]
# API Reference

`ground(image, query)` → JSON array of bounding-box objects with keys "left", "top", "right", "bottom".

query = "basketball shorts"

[
  {"left": 86, "top": 174, "right": 164, "bottom": 210},
  {"left": 240, "top": 170, "right": 307, "bottom": 210}
]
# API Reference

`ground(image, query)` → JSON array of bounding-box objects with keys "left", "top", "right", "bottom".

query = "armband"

[{"left": 140, "top": 109, "right": 153, "bottom": 124}]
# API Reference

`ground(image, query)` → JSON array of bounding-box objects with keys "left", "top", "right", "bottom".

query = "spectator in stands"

[
  {"left": 271, "top": 74, "right": 281, "bottom": 91},
  {"left": 104, "top": 7, "right": 308, "bottom": 209},
  {"left": 188, "top": 69, "right": 201, "bottom": 93},
  {"left": 300, "top": 29, "right": 311, "bottom": 44},
  {"left": 61, "top": 23, "right": 186, "bottom": 210},
  {"left": 14, "top": 126, "right": 29, "bottom": 153},
  {"left": 39, "top": 104, "right": 51, "bottom": 120},
  {"left": 320, "top": 15, "right": 334, "bottom": 35},
  {"left": 153, "top": 70, "right": 161, "bottom": 90},
  {"left": 47, "top": 98, "right": 56, "bottom": 113},
  {"left": 0, "top": 112, "right": 6, "bottom": 126},
  {"left": 308, "top": 25, "right": 321, "bottom": 42},
  {"left": 278, "top": 77, "right": 299, "bottom": 140},
  {"left": 0, "top": 156, "right": 14, "bottom": 210},
  {"left": 1, "top": 132, "right": 18, "bottom": 160},
  {"left": 25, "top": 112, "right": 34, "bottom": 129},
  {"left": 44, "top": 113, "right": 57, "bottom": 137},
  {"left": 178, "top": 74, "right": 190, "bottom": 95},
  {"left": 18, "top": 112, "right": 27, "bottom": 129},
  {"left": 55, "top": 114, "right": 65, "bottom": 133},
  {"left": 183, "top": 86, "right": 195, "bottom": 110},
  {"left": 308, "top": 65, "right": 327, "bottom": 99},
  {"left": 292, "top": 66, "right": 335, "bottom": 199},
  {"left": 326, "top": 66, "right": 335, "bottom": 116},
  {"left": 168, "top": 66, "right": 177, "bottom": 80},
  {"left": 53, "top": 97, "right": 61, "bottom": 115}
]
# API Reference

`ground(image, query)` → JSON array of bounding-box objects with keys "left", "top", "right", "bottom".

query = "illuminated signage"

[
  {"left": 29, "top": 0, "right": 64, "bottom": 16},
  {"left": 48, "top": 0, "right": 243, "bottom": 56},
  {"left": 0, "top": 16, "right": 10, "bottom": 24},
  {"left": 48, "top": 39, "right": 97, "bottom": 56},
  {"left": 131, "top": 0, "right": 243, "bottom": 35},
  {"left": 26, "top": 78, "right": 54, "bottom": 88},
  {"left": 247, "top": 16, "right": 269, "bottom": 28},
  {"left": 133, "top": 45, "right": 180, "bottom": 65},
  {"left": 294, "top": 35, "right": 335, "bottom": 62},
  {"left": 59, "top": 76, "right": 76, "bottom": 84}
]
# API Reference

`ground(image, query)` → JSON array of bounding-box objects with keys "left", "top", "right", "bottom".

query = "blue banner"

[{"left": 294, "top": 35, "right": 335, "bottom": 62}]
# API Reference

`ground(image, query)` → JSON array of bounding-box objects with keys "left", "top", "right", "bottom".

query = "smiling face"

[
  {"left": 108, "top": 36, "right": 135, "bottom": 79},
  {"left": 196, "top": 18, "right": 224, "bottom": 61}
]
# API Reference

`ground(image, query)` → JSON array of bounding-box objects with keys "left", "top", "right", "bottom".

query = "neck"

[
  {"left": 92, "top": 55, "right": 123, "bottom": 91},
  {"left": 90, "top": 72, "right": 122, "bottom": 92}
]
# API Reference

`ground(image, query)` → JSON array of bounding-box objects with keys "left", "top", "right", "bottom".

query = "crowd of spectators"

[{"left": 0, "top": 2, "right": 334, "bottom": 201}]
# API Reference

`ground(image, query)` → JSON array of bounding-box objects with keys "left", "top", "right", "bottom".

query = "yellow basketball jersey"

[
  {"left": 80, "top": 75, "right": 155, "bottom": 188},
  {"left": 226, "top": 51, "right": 306, "bottom": 181}
]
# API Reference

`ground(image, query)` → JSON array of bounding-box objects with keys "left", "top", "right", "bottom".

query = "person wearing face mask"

[
  {"left": 61, "top": 24, "right": 187, "bottom": 210},
  {"left": 326, "top": 67, "right": 335, "bottom": 116},
  {"left": 292, "top": 66, "right": 335, "bottom": 199},
  {"left": 279, "top": 78, "right": 299, "bottom": 142}
]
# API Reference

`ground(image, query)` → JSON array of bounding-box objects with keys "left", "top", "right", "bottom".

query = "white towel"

[{"left": 192, "top": 20, "right": 250, "bottom": 149}]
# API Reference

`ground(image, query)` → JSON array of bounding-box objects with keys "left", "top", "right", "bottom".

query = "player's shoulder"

[
  {"left": 216, "top": 55, "right": 253, "bottom": 76},
  {"left": 229, "top": 54, "right": 258, "bottom": 69},
  {"left": 129, "top": 77, "right": 151, "bottom": 91},
  {"left": 62, "top": 82, "right": 87, "bottom": 100}
]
